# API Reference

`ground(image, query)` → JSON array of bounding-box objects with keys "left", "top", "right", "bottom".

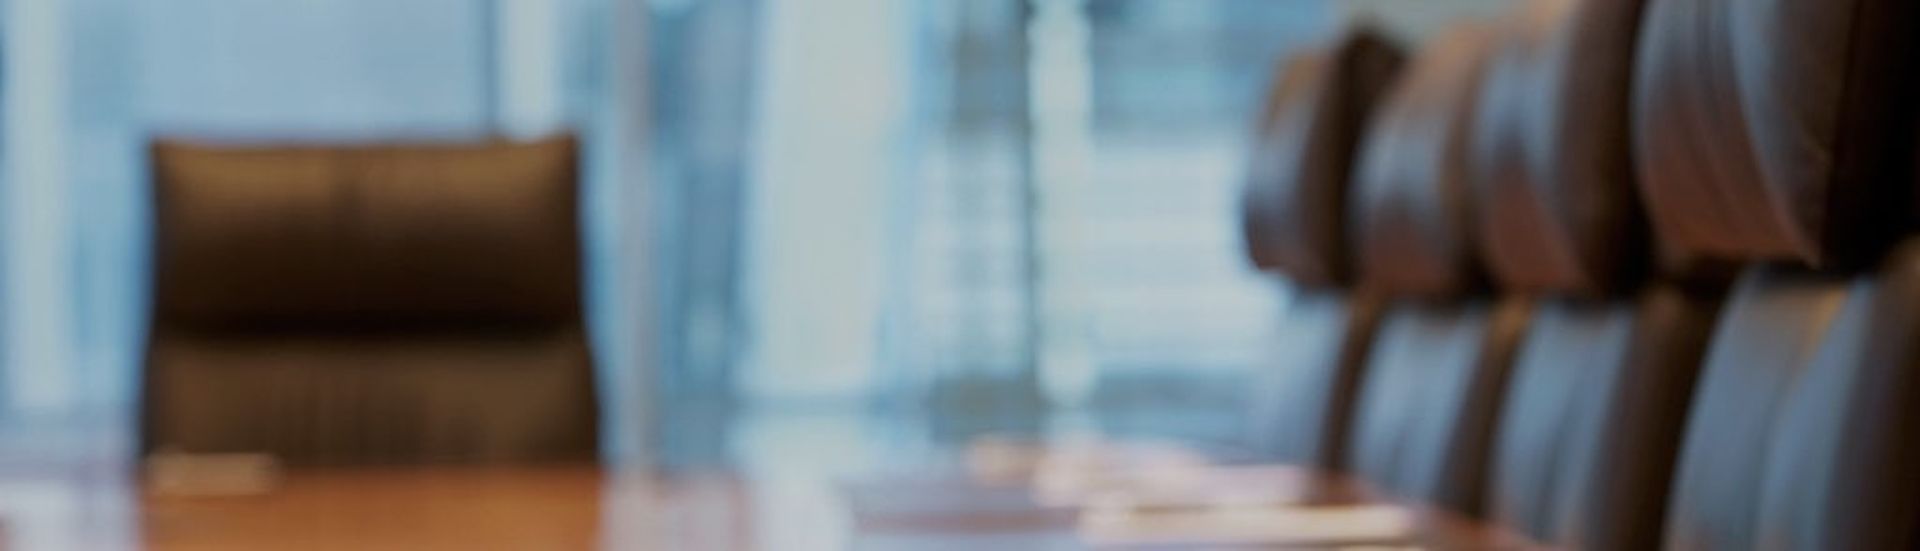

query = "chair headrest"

[
  {"left": 1468, "top": 0, "right": 1649, "bottom": 295},
  {"left": 1350, "top": 23, "right": 1499, "bottom": 299},
  {"left": 1632, "top": 0, "right": 1920, "bottom": 269},
  {"left": 151, "top": 136, "right": 582, "bottom": 332},
  {"left": 1242, "top": 24, "right": 1406, "bottom": 287}
]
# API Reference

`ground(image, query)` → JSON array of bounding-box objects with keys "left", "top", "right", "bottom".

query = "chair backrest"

[
  {"left": 1343, "top": 23, "right": 1533, "bottom": 516},
  {"left": 1469, "top": 0, "right": 1648, "bottom": 296},
  {"left": 1242, "top": 24, "right": 1404, "bottom": 287},
  {"left": 1245, "top": 289, "right": 1381, "bottom": 469},
  {"left": 1632, "top": 0, "right": 1919, "bottom": 268},
  {"left": 151, "top": 138, "right": 583, "bottom": 332},
  {"left": 1239, "top": 24, "right": 1404, "bottom": 470},
  {"left": 1462, "top": 2, "right": 1726, "bottom": 549},
  {"left": 1347, "top": 296, "right": 1530, "bottom": 515},
  {"left": 143, "top": 135, "right": 598, "bottom": 466},
  {"left": 1634, "top": 0, "right": 1920, "bottom": 546}
]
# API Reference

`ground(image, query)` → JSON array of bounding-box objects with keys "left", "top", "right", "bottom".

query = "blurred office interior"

[
  {"left": 1, "top": 0, "right": 1501, "bottom": 462},
  {"left": 0, "top": 0, "right": 1535, "bottom": 548}
]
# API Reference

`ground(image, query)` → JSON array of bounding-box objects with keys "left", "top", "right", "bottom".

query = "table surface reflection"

[
  {"left": 0, "top": 463, "right": 1090, "bottom": 551},
  {"left": 0, "top": 413, "right": 1541, "bottom": 551},
  {"left": 0, "top": 463, "right": 1542, "bottom": 550}
]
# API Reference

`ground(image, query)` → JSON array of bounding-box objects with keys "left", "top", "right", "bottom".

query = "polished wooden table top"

[
  {"left": 847, "top": 463, "right": 1544, "bottom": 550},
  {"left": 144, "top": 468, "right": 613, "bottom": 550},
  {"left": 3, "top": 465, "right": 761, "bottom": 550},
  {"left": 0, "top": 463, "right": 1547, "bottom": 550},
  {"left": 0, "top": 431, "right": 1543, "bottom": 550}
]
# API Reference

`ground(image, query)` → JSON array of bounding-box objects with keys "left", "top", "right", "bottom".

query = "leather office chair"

[
  {"left": 1634, "top": 0, "right": 1920, "bottom": 547},
  {"left": 142, "top": 136, "right": 599, "bottom": 466},
  {"left": 1470, "top": 0, "right": 1649, "bottom": 296},
  {"left": 1633, "top": 0, "right": 1920, "bottom": 269},
  {"left": 1240, "top": 23, "right": 1403, "bottom": 471},
  {"left": 1342, "top": 23, "right": 1533, "bottom": 518},
  {"left": 1242, "top": 23, "right": 1404, "bottom": 286},
  {"left": 1468, "top": 2, "right": 1724, "bottom": 548},
  {"left": 1234, "top": 0, "right": 1920, "bottom": 546}
]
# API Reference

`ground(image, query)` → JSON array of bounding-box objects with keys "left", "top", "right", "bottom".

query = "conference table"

[
  {"left": 2, "top": 464, "right": 758, "bottom": 550},
  {"left": 0, "top": 427, "right": 1541, "bottom": 550},
  {"left": 0, "top": 464, "right": 1540, "bottom": 549}
]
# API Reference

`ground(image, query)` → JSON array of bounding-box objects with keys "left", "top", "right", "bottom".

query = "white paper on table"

[
  {"left": 1037, "top": 464, "right": 1317, "bottom": 509},
  {"left": 968, "top": 435, "right": 1213, "bottom": 486},
  {"left": 1077, "top": 503, "right": 1418, "bottom": 548}
]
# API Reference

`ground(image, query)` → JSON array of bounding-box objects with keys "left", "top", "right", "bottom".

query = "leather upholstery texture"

[
  {"left": 1488, "top": 286, "right": 1720, "bottom": 549},
  {"left": 1246, "top": 1, "right": 1920, "bottom": 546},
  {"left": 1244, "top": 289, "right": 1383, "bottom": 470},
  {"left": 152, "top": 137, "right": 582, "bottom": 331},
  {"left": 145, "top": 328, "right": 598, "bottom": 465},
  {"left": 1335, "top": 23, "right": 1536, "bottom": 519},
  {"left": 143, "top": 136, "right": 598, "bottom": 466},
  {"left": 1349, "top": 296, "right": 1531, "bottom": 516},
  {"left": 1662, "top": 267, "right": 1850, "bottom": 549},
  {"left": 1351, "top": 24, "right": 1498, "bottom": 298},
  {"left": 1633, "top": 1, "right": 1920, "bottom": 546},
  {"left": 1242, "top": 24, "right": 1405, "bottom": 286},
  {"left": 1470, "top": 0, "right": 1649, "bottom": 295},
  {"left": 1236, "top": 24, "right": 1402, "bottom": 473},
  {"left": 1666, "top": 240, "right": 1920, "bottom": 550},
  {"left": 1632, "top": 0, "right": 1920, "bottom": 268}
]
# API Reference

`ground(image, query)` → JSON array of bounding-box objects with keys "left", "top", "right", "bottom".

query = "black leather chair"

[
  {"left": 1240, "top": 23, "right": 1403, "bottom": 471},
  {"left": 142, "top": 136, "right": 599, "bottom": 466},
  {"left": 1341, "top": 23, "right": 1534, "bottom": 518}
]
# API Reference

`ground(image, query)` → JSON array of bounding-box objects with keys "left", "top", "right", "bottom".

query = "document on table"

[{"left": 1077, "top": 503, "right": 1418, "bottom": 548}]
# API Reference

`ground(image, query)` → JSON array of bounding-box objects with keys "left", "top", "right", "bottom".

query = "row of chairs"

[{"left": 1241, "top": 0, "right": 1919, "bottom": 548}]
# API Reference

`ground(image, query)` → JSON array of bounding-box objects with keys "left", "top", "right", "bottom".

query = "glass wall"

[
  {"left": 0, "top": 0, "right": 1513, "bottom": 462},
  {"left": 0, "top": 0, "right": 655, "bottom": 456},
  {"left": 726, "top": 0, "right": 1342, "bottom": 446}
]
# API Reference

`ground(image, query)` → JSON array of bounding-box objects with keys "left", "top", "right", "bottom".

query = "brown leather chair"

[
  {"left": 1657, "top": 268, "right": 1850, "bottom": 550},
  {"left": 1242, "top": 23, "right": 1404, "bottom": 287},
  {"left": 1345, "top": 297, "right": 1529, "bottom": 517},
  {"left": 1468, "top": 2, "right": 1724, "bottom": 548},
  {"left": 1239, "top": 24, "right": 1404, "bottom": 471},
  {"left": 1632, "top": 0, "right": 1920, "bottom": 269},
  {"left": 1470, "top": 0, "right": 1649, "bottom": 297},
  {"left": 1245, "top": 291, "right": 1383, "bottom": 470},
  {"left": 1639, "top": 143, "right": 1920, "bottom": 547},
  {"left": 1245, "top": 0, "right": 1920, "bottom": 545},
  {"left": 142, "top": 136, "right": 599, "bottom": 466},
  {"left": 1349, "top": 24, "right": 1499, "bottom": 300},
  {"left": 1739, "top": 245, "right": 1920, "bottom": 550},
  {"left": 1488, "top": 289, "right": 1718, "bottom": 550},
  {"left": 1655, "top": 256, "right": 1920, "bottom": 550},
  {"left": 1342, "top": 23, "right": 1533, "bottom": 517},
  {"left": 1633, "top": 0, "right": 1920, "bottom": 547}
]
